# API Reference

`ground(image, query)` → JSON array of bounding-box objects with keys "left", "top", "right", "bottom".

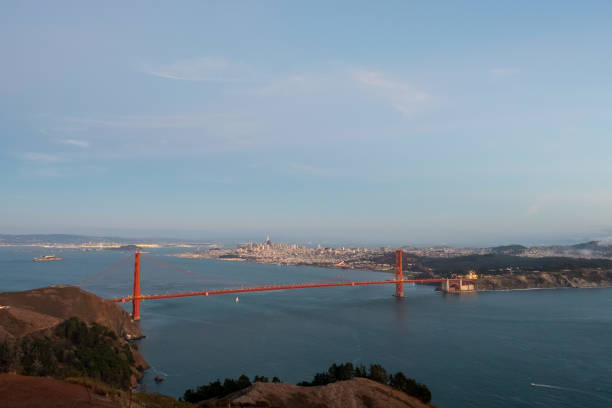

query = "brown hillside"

[
  {"left": 200, "top": 378, "right": 434, "bottom": 408},
  {"left": 0, "top": 285, "right": 141, "bottom": 341},
  {"left": 0, "top": 306, "right": 61, "bottom": 340},
  {"left": 0, "top": 373, "right": 120, "bottom": 408}
]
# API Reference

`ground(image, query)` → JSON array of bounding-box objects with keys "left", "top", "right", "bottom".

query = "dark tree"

[
  {"left": 354, "top": 364, "right": 367, "bottom": 378},
  {"left": 368, "top": 364, "right": 388, "bottom": 384},
  {"left": 389, "top": 371, "right": 432, "bottom": 404},
  {"left": 329, "top": 362, "right": 355, "bottom": 381},
  {"left": 184, "top": 375, "right": 252, "bottom": 403},
  {"left": 310, "top": 371, "right": 333, "bottom": 386},
  {"left": 0, "top": 341, "right": 13, "bottom": 372}
]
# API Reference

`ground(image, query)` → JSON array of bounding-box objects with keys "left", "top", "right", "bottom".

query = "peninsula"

[
  {"left": 172, "top": 237, "right": 612, "bottom": 291},
  {"left": 173, "top": 236, "right": 394, "bottom": 271}
]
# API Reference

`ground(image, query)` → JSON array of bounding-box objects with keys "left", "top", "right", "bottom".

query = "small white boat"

[
  {"left": 33, "top": 255, "right": 64, "bottom": 262},
  {"left": 235, "top": 296, "right": 239, "bottom": 303}
]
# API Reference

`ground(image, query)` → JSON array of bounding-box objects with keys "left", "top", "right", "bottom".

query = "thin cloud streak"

[
  {"left": 353, "top": 70, "right": 433, "bottom": 116},
  {"left": 44, "top": 112, "right": 263, "bottom": 157},
  {"left": 288, "top": 163, "right": 330, "bottom": 177},
  {"left": 60, "top": 139, "right": 89, "bottom": 148},
  {"left": 22, "top": 152, "right": 63, "bottom": 163},
  {"left": 66, "top": 114, "right": 231, "bottom": 129},
  {"left": 140, "top": 57, "right": 247, "bottom": 82},
  {"left": 34, "top": 65, "right": 437, "bottom": 160},
  {"left": 488, "top": 68, "right": 517, "bottom": 79}
]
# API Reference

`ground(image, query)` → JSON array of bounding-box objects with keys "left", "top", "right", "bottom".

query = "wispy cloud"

[
  {"left": 36, "top": 65, "right": 436, "bottom": 159},
  {"left": 22, "top": 152, "right": 63, "bottom": 163},
  {"left": 246, "top": 74, "right": 324, "bottom": 97},
  {"left": 20, "top": 163, "right": 108, "bottom": 179},
  {"left": 48, "top": 112, "right": 262, "bottom": 156},
  {"left": 288, "top": 163, "right": 330, "bottom": 177},
  {"left": 26, "top": 167, "right": 65, "bottom": 178},
  {"left": 488, "top": 68, "right": 516, "bottom": 79},
  {"left": 355, "top": 71, "right": 405, "bottom": 89},
  {"left": 140, "top": 57, "right": 246, "bottom": 82},
  {"left": 353, "top": 70, "right": 432, "bottom": 116},
  {"left": 60, "top": 138, "right": 89, "bottom": 148},
  {"left": 67, "top": 114, "right": 221, "bottom": 129}
]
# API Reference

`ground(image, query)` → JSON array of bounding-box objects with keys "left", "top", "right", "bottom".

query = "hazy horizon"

[{"left": 3, "top": 228, "right": 612, "bottom": 249}]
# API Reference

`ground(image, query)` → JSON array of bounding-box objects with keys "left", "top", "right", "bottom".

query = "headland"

[{"left": 171, "top": 237, "right": 612, "bottom": 291}]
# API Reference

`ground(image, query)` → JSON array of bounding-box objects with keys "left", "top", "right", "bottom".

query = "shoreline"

[
  {"left": 169, "top": 254, "right": 612, "bottom": 292},
  {"left": 168, "top": 253, "right": 395, "bottom": 273},
  {"left": 476, "top": 284, "right": 612, "bottom": 293}
]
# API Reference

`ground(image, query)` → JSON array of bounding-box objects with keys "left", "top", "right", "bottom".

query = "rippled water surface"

[{"left": 2, "top": 247, "right": 611, "bottom": 407}]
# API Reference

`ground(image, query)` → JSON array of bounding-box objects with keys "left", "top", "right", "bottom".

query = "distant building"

[{"left": 441, "top": 278, "right": 475, "bottom": 293}]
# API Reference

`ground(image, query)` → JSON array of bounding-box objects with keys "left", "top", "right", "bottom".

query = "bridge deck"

[{"left": 111, "top": 278, "right": 470, "bottom": 302}]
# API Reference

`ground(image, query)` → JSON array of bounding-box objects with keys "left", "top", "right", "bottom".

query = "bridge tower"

[
  {"left": 394, "top": 249, "right": 403, "bottom": 297},
  {"left": 133, "top": 252, "right": 141, "bottom": 321}
]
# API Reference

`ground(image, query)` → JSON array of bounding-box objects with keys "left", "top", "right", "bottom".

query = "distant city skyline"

[{"left": 2, "top": 2, "right": 612, "bottom": 246}]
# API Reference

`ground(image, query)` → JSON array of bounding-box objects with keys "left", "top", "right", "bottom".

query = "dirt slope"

[
  {"left": 0, "top": 306, "right": 61, "bottom": 340},
  {"left": 199, "top": 378, "right": 433, "bottom": 408},
  {"left": 0, "top": 373, "right": 120, "bottom": 408},
  {"left": 0, "top": 285, "right": 141, "bottom": 341}
]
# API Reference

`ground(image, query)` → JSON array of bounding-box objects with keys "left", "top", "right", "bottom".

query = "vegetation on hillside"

[
  {"left": 374, "top": 249, "right": 612, "bottom": 276},
  {"left": 420, "top": 254, "right": 612, "bottom": 276},
  {"left": 298, "top": 362, "right": 431, "bottom": 404},
  {"left": 183, "top": 362, "right": 431, "bottom": 404},
  {"left": 0, "top": 317, "right": 137, "bottom": 389},
  {"left": 183, "top": 374, "right": 281, "bottom": 402}
]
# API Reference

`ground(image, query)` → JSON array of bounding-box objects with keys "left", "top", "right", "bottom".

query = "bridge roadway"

[{"left": 110, "top": 278, "right": 465, "bottom": 302}]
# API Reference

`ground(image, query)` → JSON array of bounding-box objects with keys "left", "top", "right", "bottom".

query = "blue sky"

[{"left": 2, "top": 1, "right": 612, "bottom": 246}]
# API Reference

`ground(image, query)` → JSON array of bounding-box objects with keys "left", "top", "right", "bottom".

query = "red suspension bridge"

[{"left": 102, "top": 251, "right": 472, "bottom": 321}]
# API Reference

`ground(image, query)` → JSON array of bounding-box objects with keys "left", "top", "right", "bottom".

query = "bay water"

[{"left": 1, "top": 247, "right": 611, "bottom": 407}]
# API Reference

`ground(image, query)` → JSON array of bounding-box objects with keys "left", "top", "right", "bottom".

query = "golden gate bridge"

[{"left": 84, "top": 251, "right": 472, "bottom": 321}]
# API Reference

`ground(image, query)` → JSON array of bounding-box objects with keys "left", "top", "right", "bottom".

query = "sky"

[{"left": 2, "top": 1, "right": 612, "bottom": 246}]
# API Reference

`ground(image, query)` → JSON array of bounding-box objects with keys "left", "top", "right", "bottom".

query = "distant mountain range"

[
  {"left": 0, "top": 234, "right": 211, "bottom": 245},
  {"left": 0, "top": 234, "right": 122, "bottom": 244}
]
